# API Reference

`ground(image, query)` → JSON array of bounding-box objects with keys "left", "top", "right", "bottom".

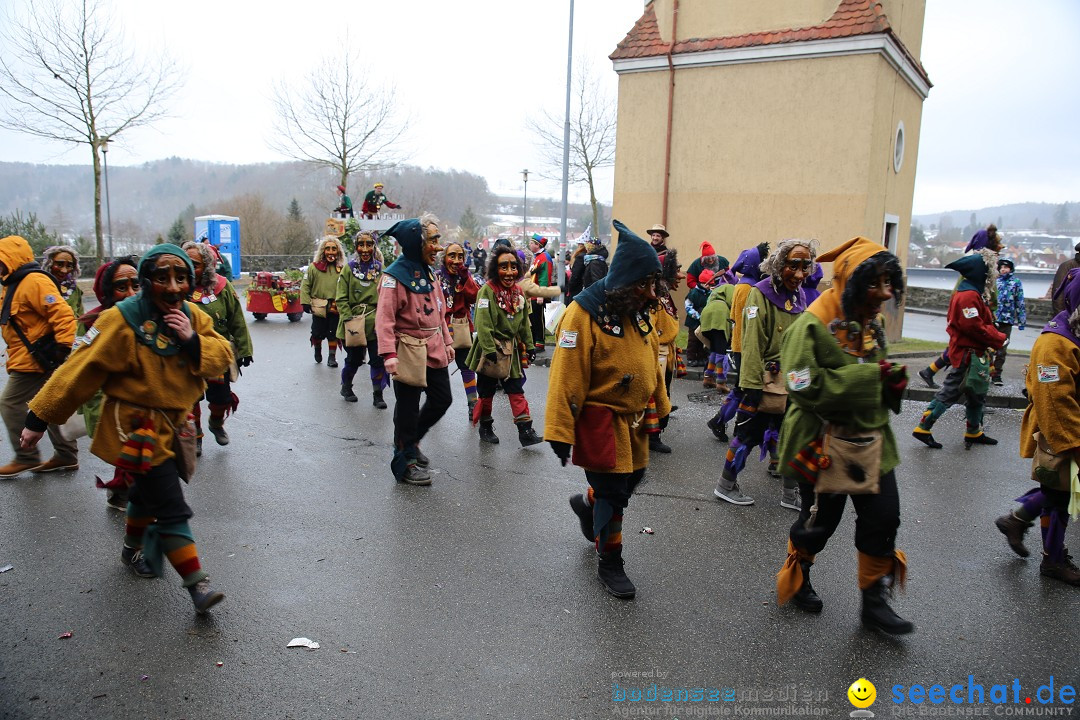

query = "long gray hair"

[
  {"left": 761, "top": 238, "right": 818, "bottom": 282},
  {"left": 181, "top": 241, "right": 218, "bottom": 288}
]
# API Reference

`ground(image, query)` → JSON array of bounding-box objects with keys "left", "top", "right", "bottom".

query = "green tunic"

[
  {"left": 699, "top": 284, "right": 734, "bottom": 335},
  {"left": 465, "top": 284, "right": 531, "bottom": 379},
  {"left": 191, "top": 281, "right": 253, "bottom": 359},
  {"left": 777, "top": 312, "right": 900, "bottom": 480},
  {"left": 335, "top": 266, "right": 380, "bottom": 342},
  {"left": 64, "top": 286, "right": 84, "bottom": 318},
  {"left": 300, "top": 263, "right": 340, "bottom": 304},
  {"left": 739, "top": 287, "right": 797, "bottom": 391}
]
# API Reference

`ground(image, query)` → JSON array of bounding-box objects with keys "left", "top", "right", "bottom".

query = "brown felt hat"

[{"left": 647, "top": 224, "right": 669, "bottom": 238}]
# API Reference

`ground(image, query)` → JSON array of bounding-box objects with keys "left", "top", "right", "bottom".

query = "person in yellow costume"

[
  {"left": 545, "top": 220, "right": 668, "bottom": 600},
  {"left": 21, "top": 245, "right": 234, "bottom": 615}
]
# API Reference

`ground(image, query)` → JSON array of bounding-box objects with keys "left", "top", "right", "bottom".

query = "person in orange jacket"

[{"left": 0, "top": 235, "right": 79, "bottom": 478}]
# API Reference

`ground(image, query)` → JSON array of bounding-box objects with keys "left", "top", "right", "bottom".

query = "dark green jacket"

[{"left": 465, "top": 284, "right": 531, "bottom": 379}]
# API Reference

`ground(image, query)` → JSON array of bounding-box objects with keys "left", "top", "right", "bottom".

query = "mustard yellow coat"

[
  {"left": 652, "top": 306, "right": 680, "bottom": 360},
  {"left": 543, "top": 303, "right": 670, "bottom": 474},
  {"left": 1020, "top": 331, "right": 1080, "bottom": 461},
  {"left": 29, "top": 304, "right": 234, "bottom": 468},
  {"left": 730, "top": 282, "right": 754, "bottom": 353}
]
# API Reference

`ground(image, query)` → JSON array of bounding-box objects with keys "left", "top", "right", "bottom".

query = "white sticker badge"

[
  {"left": 746, "top": 306, "right": 759, "bottom": 320},
  {"left": 962, "top": 307, "right": 978, "bottom": 319},
  {"left": 558, "top": 330, "right": 578, "bottom": 349},
  {"left": 1037, "top": 365, "right": 1060, "bottom": 383},
  {"left": 787, "top": 367, "right": 812, "bottom": 392},
  {"left": 477, "top": 298, "right": 490, "bottom": 309},
  {"left": 380, "top": 275, "right": 397, "bottom": 289}
]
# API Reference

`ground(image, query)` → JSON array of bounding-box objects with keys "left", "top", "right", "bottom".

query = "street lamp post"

[
  {"left": 100, "top": 137, "right": 113, "bottom": 260},
  {"left": 521, "top": 169, "right": 529, "bottom": 246}
]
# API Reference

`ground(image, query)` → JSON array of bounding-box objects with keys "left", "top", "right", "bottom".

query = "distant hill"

[
  {"left": 0, "top": 159, "right": 605, "bottom": 246},
  {"left": 913, "top": 202, "right": 1077, "bottom": 232}
]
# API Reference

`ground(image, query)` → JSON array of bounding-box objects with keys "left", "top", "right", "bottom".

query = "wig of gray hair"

[
  {"left": 419, "top": 212, "right": 441, "bottom": 239},
  {"left": 181, "top": 241, "right": 218, "bottom": 288},
  {"left": 761, "top": 238, "right": 819, "bottom": 281},
  {"left": 42, "top": 244, "right": 80, "bottom": 278},
  {"left": 313, "top": 235, "right": 345, "bottom": 269}
]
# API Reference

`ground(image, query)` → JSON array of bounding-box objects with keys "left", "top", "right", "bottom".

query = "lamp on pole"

[
  {"left": 100, "top": 137, "right": 113, "bottom": 260},
  {"left": 521, "top": 169, "right": 529, "bottom": 246}
]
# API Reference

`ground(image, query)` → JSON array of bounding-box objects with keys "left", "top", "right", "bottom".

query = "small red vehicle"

[{"left": 246, "top": 271, "right": 304, "bottom": 322}]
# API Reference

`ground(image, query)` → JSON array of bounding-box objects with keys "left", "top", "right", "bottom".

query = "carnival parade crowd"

[{"left": 1, "top": 211, "right": 1077, "bottom": 631}]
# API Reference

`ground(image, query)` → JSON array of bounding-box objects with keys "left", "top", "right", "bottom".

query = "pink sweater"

[{"left": 375, "top": 275, "right": 453, "bottom": 368}]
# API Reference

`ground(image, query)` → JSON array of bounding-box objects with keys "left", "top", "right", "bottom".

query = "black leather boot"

[
  {"left": 792, "top": 560, "right": 823, "bottom": 613},
  {"left": 340, "top": 384, "right": 357, "bottom": 402},
  {"left": 517, "top": 420, "right": 542, "bottom": 447},
  {"left": 861, "top": 575, "right": 914, "bottom": 635},
  {"left": 569, "top": 494, "right": 594, "bottom": 543},
  {"left": 478, "top": 420, "right": 499, "bottom": 444},
  {"left": 326, "top": 352, "right": 338, "bottom": 368},
  {"left": 597, "top": 550, "right": 636, "bottom": 599},
  {"left": 372, "top": 390, "right": 387, "bottom": 409}
]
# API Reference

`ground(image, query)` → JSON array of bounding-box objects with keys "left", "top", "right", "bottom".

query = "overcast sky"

[{"left": 0, "top": 0, "right": 1076, "bottom": 216}]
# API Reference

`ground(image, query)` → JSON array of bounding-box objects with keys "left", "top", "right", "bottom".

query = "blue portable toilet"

[{"left": 194, "top": 215, "right": 241, "bottom": 279}]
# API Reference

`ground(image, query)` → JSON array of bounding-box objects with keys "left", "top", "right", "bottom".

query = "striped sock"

[
  {"left": 598, "top": 512, "right": 623, "bottom": 554},
  {"left": 160, "top": 529, "right": 208, "bottom": 587},
  {"left": 124, "top": 503, "right": 153, "bottom": 549},
  {"left": 585, "top": 487, "right": 595, "bottom": 507},
  {"left": 461, "top": 369, "right": 478, "bottom": 404},
  {"left": 928, "top": 360, "right": 941, "bottom": 373}
]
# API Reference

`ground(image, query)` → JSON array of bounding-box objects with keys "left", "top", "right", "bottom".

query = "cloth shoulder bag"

[
  {"left": 1031, "top": 431, "right": 1072, "bottom": 491},
  {"left": 394, "top": 333, "right": 429, "bottom": 388},
  {"left": 815, "top": 423, "right": 883, "bottom": 495},
  {"left": 344, "top": 306, "right": 369, "bottom": 347},
  {"left": 477, "top": 338, "right": 513, "bottom": 380},
  {"left": 759, "top": 368, "right": 788, "bottom": 414},
  {"left": 449, "top": 315, "right": 472, "bottom": 350},
  {"left": 310, "top": 298, "right": 329, "bottom": 318}
]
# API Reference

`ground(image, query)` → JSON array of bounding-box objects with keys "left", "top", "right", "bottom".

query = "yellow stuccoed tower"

[{"left": 610, "top": 0, "right": 930, "bottom": 338}]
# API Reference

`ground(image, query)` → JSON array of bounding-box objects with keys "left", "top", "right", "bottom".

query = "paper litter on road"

[
  {"left": 640, "top": 527, "right": 654, "bottom": 534},
  {"left": 0, "top": 564, "right": 13, "bottom": 573},
  {"left": 287, "top": 637, "right": 320, "bottom": 650},
  {"left": 58, "top": 631, "right": 73, "bottom": 639}
]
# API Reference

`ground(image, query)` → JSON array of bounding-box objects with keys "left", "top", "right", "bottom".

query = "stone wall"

[{"left": 905, "top": 286, "right": 1053, "bottom": 323}]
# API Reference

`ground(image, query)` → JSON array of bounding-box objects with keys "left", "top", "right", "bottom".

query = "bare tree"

[
  {"left": 528, "top": 63, "right": 616, "bottom": 233},
  {"left": 0, "top": 0, "right": 181, "bottom": 263},
  {"left": 270, "top": 49, "right": 408, "bottom": 191}
]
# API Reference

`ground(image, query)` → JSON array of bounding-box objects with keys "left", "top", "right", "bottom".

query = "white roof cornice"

[{"left": 612, "top": 34, "right": 930, "bottom": 100}]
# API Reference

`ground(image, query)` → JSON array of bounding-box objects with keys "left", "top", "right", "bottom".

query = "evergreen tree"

[
  {"left": 458, "top": 206, "right": 485, "bottom": 244},
  {"left": 167, "top": 216, "right": 187, "bottom": 245},
  {"left": 0, "top": 210, "right": 58, "bottom": 254}
]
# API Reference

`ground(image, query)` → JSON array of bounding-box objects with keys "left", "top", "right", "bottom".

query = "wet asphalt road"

[{"left": 1, "top": 310, "right": 1077, "bottom": 720}]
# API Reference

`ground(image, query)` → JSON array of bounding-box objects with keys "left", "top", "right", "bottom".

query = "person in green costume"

[
  {"left": 465, "top": 245, "right": 542, "bottom": 447},
  {"left": 183, "top": 242, "right": 253, "bottom": 453},
  {"left": 335, "top": 231, "right": 388, "bottom": 408},
  {"left": 774, "top": 236, "right": 912, "bottom": 635}
]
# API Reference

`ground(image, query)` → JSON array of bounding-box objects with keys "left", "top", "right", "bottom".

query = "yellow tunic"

[
  {"left": 543, "top": 303, "right": 670, "bottom": 474},
  {"left": 29, "top": 304, "right": 233, "bottom": 468},
  {"left": 730, "top": 282, "right": 754, "bottom": 353},
  {"left": 1020, "top": 331, "right": 1080, "bottom": 460}
]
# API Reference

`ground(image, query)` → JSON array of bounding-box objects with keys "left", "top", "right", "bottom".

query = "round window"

[{"left": 893, "top": 121, "right": 905, "bottom": 173}]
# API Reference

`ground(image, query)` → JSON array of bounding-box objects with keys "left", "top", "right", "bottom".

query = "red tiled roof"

[{"left": 611, "top": 0, "right": 929, "bottom": 85}]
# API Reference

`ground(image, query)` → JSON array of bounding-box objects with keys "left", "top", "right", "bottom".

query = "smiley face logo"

[{"left": 847, "top": 678, "right": 877, "bottom": 709}]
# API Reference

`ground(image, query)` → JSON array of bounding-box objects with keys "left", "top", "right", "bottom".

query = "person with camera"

[{"left": 0, "top": 234, "right": 79, "bottom": 478}]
